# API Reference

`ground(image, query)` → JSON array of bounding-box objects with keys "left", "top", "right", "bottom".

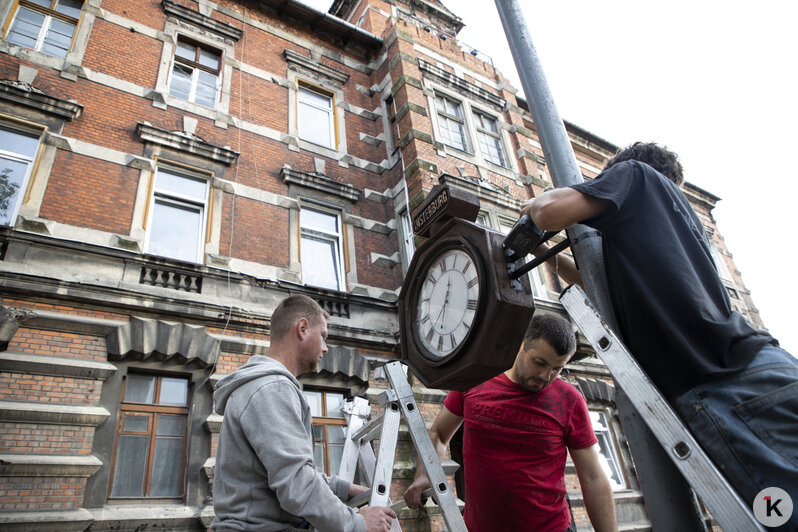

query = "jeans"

[{"left": 673, "top": 344, "right": 798, "bottom": 530}]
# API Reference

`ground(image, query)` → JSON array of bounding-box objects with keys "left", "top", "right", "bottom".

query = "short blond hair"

[{"left": 270, "top": 295, "right": 329, "bottom": 341}]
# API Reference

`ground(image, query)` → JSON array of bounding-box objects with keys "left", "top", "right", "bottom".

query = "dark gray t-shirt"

[{"left": 571, "top": 160, "right": 772, "bottom": 399}]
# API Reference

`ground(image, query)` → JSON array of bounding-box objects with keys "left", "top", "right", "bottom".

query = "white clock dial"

[{"left": 416, "top": 248, "right": 480, "bottom": 359}]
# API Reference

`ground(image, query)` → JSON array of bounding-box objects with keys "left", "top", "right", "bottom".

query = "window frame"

[
  {"left": 0, "top": 122, "right": 42, "bottom": 227},
  {"left": 3, "top": 0, "right": 83, "bottom": 58},
  {"left": 143, "top": 166, "right": 210, "bottom": 264},
  {"left": 299, "top": 202, "right": 347, "bottom": 291},
  {"left": 472, "top": 110, "right": 507, "bottom": 167},
  {"left": 167, "top": 36, "right": 222, "bottom": 109},
  {"left": 297, "top": 81, "right": 338, "bottom": 150},
  {"left": 107, "top": 371, "right": 191, "bottom": 501},
  {"left": 589, "top": 409, "right": 627, "bottom": 491},
  {"left": 303, "top": 388, "right": 348, "bottom": 477},
  {"left": 433, "top": 93, "right": 470, "bottom": 153},
  {"left": 399, "top": 207, "right": 415, "bottom": 271}
]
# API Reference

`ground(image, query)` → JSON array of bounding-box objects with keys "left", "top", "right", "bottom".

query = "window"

[
  {"left": 434, "top": 95, "right": 469, "bottom": 152},
  {"left": 473, "top": 111, "right": 506, "bottom": 167},
  {"left": 303, "top": 389, "right": 347, "bottom": 476},
  {"left": 300, "top": 205, "right": 345, "bottom": 291},
  {"left": 589, "top": 411, "right": 626, "bottom": 490},
  {"left": 298, "top": 84, "right": 336, "bottom": 149},
  {"left": 145, "top": 168, "right": 209, "bottom": 263},
  {"left": 399, "top": 208, "right": 415, "bottom": 267},
  {"left": 0, "top": 125, "right": 40, "bottom": 226},
  {"left": 168, "top": 38, "right": 221, "bottom": 108},
  {"left": 476, "top": 212, "right": 491, "bottom": 227},
  {"left": 709, "top": 243, "right": 732, "bottom": 281},
  {"left": 109, "top": 373, "right": 190, "bottom": 499},
  {"left": 4, "top": 0, "right": 82, "bottom": 58}
]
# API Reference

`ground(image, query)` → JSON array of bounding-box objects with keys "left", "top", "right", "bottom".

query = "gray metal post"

[{"left": 493, "top": 1, "right": 707, "bottom": 529}]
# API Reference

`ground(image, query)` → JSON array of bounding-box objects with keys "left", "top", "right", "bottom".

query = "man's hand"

[
  {"left": 403, "top": 475, "right": 431, "bottom": 510},
  {"left": 359, "top": 506, "right": 396, "bottom": 532}
]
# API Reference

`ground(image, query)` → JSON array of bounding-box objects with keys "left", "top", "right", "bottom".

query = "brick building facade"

[{"left": 0, "top": 0, "right": 763, "bottom": 530}]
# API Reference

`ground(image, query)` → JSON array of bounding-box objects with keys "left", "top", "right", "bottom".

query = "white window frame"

[
  {"left": 473, "top": 110, "right": 506, "bottom": 167},
  {"left": 589, "top": 410, "right": 626, "bottom": 491},
  {"left": 167, "top": 38, "right": 222, "bottom": 109},
  {"left": 4, "top": 0, "right": 82, "bottom": 59},
  {"left": 0, "top": 124, "right": 41, "bottom": 227},
  {"left": 399, "top": 207, "right": 415, "bottom": 269},
  {"left": 297, "top": 83, "right": 337, "bottom": 150},
  {"left": 709, "top": 242, "right": 733, "bottom": 281},
  {"left": 433, "top": 93, "right": 470, "bottom": 153},
  {"left": 144, "top": 168, "right": 209, "bottom": 264},
  {"left": 300, "top": 204, "right": 346, "bottom": 291}
]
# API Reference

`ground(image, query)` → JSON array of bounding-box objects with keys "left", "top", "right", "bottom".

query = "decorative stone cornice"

[
  {"left": 105, "top": 316, "right": 221, "bottom": 368},
  {"left": 162, "top": 0, "right": 243, "bottom": 41},
  {"left": 136, "top": 122, "right": 239, "bottom": 165},
  {"left": 279, "top": 166, "right": 361, "bottom": 202},
  {"left": 283, "top": 49, "right": 350, "bottom": 85},
  {"left": 0, "top": 352, "right": 117, "bottom": 380},
  {"left": 0, "top": 80, "right": 83, "bottom": 121},
  {"left": 0, "top": 454, "right": 102, "bottom": 477},
  {"left": 417, "top": 59, "right": 505, "bottom": 109},
  {"left": 314, "top": 344, "right": 370, "bottom": 383},
  {"left": 0, "top": 401, "right": 110, "bottom": 426},
  {"left": 573, "top": 376, "right": 616, "bottom": 405}
]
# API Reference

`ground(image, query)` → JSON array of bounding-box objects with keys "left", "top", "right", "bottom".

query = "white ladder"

[{"left": 337, "top": 361, "right": 466, "bottom": 532}]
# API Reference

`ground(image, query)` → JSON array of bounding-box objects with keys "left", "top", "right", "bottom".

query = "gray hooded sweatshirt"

[{"left": 211, "top": 356, "right": 365, "bottom": 532}]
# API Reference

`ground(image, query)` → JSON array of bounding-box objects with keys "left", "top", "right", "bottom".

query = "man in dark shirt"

[{"left": 521, "top": 142, "right": 797, "bottom": 524}]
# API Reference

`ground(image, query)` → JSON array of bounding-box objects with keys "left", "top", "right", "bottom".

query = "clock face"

[{"left": 415, "top": 247, "right": 481, "bottom": 360}]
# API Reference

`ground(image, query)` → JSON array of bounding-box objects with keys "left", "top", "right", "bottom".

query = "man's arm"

[
  {"left": 520, "top": 188, "right": 612, "bottom": 287},
  {"left": 570, "top": 445, "right": 618, "bottom": 532},
  {"left": 520, "top": 187, "right": 611, "bottom": 231},
  {"left": 403, "top": 406, "right": 464, "bottom": 510}
]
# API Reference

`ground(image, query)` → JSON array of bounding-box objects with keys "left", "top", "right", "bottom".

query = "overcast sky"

[{"left": 302, "top": 0, "right": 798, "bottom": 354}]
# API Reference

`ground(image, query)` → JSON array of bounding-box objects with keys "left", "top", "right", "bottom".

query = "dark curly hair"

[
  {"left": 604, "top": 142, "right": 684, "bottom": 186},
  {"left": 523, "top": 313, "right": 576, "bottom": 358}
]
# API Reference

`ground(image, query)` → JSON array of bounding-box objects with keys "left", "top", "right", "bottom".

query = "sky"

[{"left": 301, "top": 0, "right": 798, "bottom": 354}]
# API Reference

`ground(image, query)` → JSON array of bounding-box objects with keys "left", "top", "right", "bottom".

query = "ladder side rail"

[
  {"left": 340, "top": 397, "right": 371, "bottom": 484},
  {"left": 383, "top": 362, "right": 468, "bottom": 532},
  {"left": 560, "top": 285, "right": 764, "bottom": 532},
  {"left": 369, "top": 401, "right": 401, "bottom": 508}
]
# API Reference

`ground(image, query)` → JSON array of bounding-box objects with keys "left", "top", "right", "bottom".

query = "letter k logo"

[{"left": 764, "top": 496, "right": 783, "bottom": 517}]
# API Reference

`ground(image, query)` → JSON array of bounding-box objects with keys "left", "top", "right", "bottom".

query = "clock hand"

[{"left": 438, "top": 276, "right": 452, "bottom": 331}]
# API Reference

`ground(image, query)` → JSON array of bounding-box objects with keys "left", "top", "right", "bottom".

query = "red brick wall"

[
  {"left": 0, "top": 477, "right": 87, "bottom": 511},
  {"left": 38, "top": 152, "right": 138, "bottom": 234},
  {"left": 5, "top": 327, "right": 108, "bottom": 362}
]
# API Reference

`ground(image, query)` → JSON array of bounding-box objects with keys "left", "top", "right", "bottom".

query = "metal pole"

[
  {"left": 492, "top": 0, "right": 616, "bottom": 330},
  {"left": 493, "top": 1, "right": 707, "bottom": 530}
]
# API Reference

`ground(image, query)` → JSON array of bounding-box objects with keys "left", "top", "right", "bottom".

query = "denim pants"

[{"left": 673, "top": 345, "right": 798, "bottom": 530}]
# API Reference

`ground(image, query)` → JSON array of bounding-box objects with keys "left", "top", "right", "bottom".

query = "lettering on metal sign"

[{"left": 413, "top": 188, "right": 449, "bottom": 234}]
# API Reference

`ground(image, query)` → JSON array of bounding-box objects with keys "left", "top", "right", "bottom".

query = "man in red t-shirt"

[{"left": 404, "top": 314, "right": 617, "bottom": 532}]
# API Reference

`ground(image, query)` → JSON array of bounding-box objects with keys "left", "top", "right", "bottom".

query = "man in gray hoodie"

[{"left": 212, "top": 294, "right": 396, "bottom": 532}]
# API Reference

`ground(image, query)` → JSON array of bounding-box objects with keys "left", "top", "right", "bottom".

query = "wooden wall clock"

[{"left": 399, "top": 180, "right": 536, "bottom": 391}]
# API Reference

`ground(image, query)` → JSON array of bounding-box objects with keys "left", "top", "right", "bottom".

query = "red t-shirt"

[{"left": 444, "top": 373, "right": 597, "bottom": 532}]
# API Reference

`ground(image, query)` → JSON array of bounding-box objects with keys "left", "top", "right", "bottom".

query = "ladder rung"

[
  {"left": 389, "top": 488, "right": 433, "bottom": 512},
  {"left": 351, "top": 412, "right": 384, "bottom": 442}
]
